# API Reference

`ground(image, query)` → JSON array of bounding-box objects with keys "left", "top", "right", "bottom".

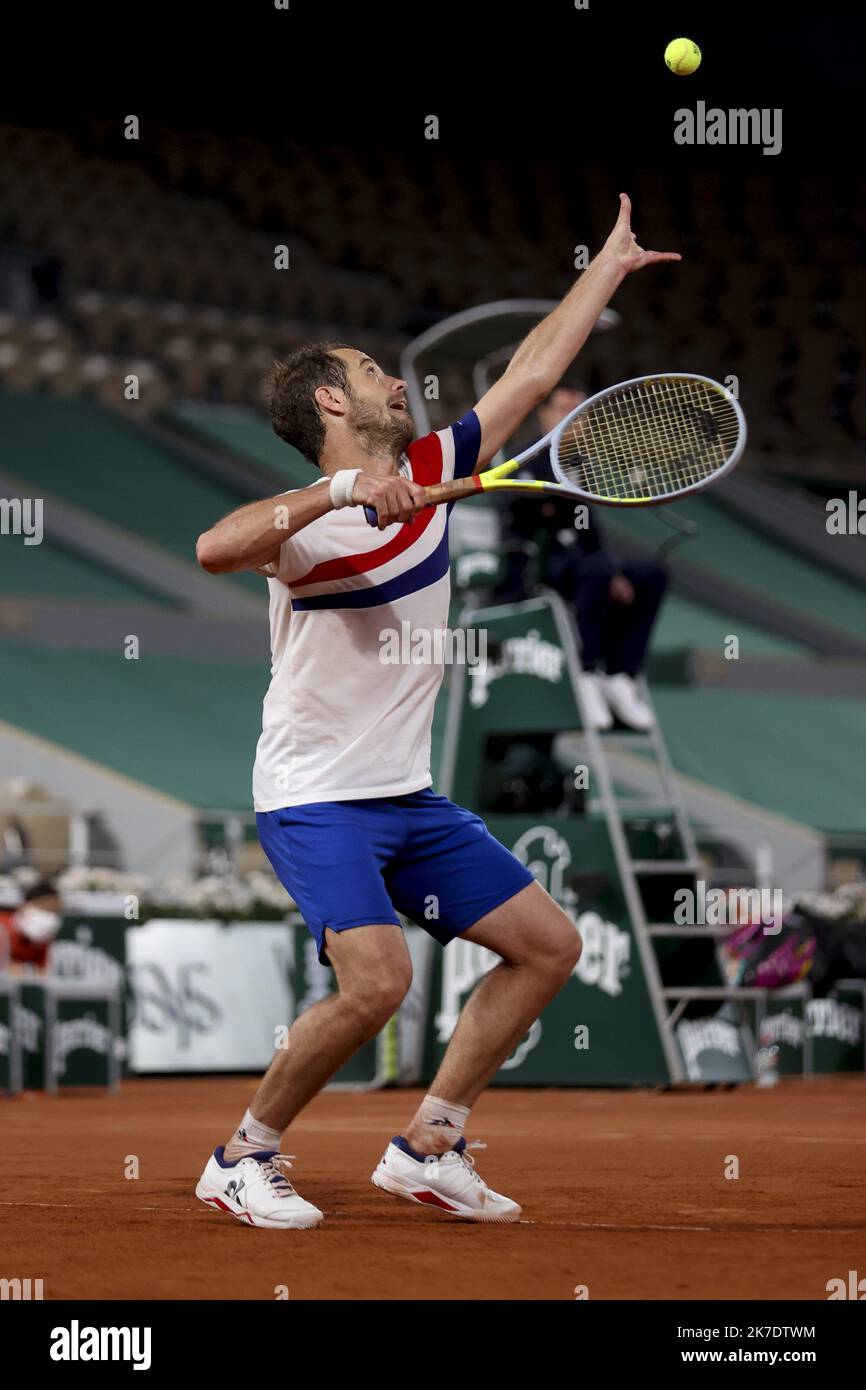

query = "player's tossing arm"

[
  {"left": 471, "top": 193, "right": 681, "bottom": 469},
  {"left": 196, "top": 472, "right": 426, "bottom": 574}
]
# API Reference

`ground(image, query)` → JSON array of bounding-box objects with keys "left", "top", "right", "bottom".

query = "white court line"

[
  {"left": 0, "top": 1201, "right": 84, "bottom": 1209},
  {"left": 0, "top": 1202, "right": 702, "bottom": 1229},
  {"left": 523, "top": 1220, "right": 865, "bottom": 1234},
  {"left": 581, "top": 1133, "right": 638, "bottom": 1139},
  {"left": 523, "top": 1220, "right": 713, "bottom": 1232},
  {"left": 782, "top": 1136, "right": 866, "bottom": 1144},
  {"left": 0, "top": 1201, "right": 203, "bottom": 1213},
  {"left": 4, "top": 1203, "right": 863, "bottom": 1236}
]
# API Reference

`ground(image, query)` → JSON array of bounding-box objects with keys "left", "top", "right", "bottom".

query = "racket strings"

[{"left": 555, "top": 378, "right": 740, "bottom": 501}]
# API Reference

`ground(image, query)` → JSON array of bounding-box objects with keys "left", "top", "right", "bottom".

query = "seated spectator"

[
  {"left": 0, "top": 878, "right": 63, "bottom": 973},
  {"left": 495, "top": 385, "right": 669, "bottom": 731}
]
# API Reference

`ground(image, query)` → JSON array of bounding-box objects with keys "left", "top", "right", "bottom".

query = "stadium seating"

[
  {"left": 0, "top": 390, "right": 261, "bottom": 594},
  {"left": 602, "top": 497, "right": 866, "bottom": 652},
  {"left": 0, "top": 119, "right": 863, "bottom": 464},
  {"left": 0, "top": 641, "right": 264, "bottom": 811}
]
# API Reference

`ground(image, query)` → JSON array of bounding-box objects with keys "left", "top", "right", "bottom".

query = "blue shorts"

[{"left": 256, "top": 788, "right": 534, "bottom": 965}]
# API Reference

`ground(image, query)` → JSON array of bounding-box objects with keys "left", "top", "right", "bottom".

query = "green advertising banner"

[
  {"left": 53, "top": 993, "right": 119, "bottom": 1088},
  {"left": 53, "top": 916, "right": 129, "bottom": 1073},
  {"left": 17, "top": 983, "right": 47, "bottom": 1091},
  {"left": 811, "top": 988, "right": 865, "bottom": 1072},
  {"left": 444, "top": 597, "right": 581, "bottom": 810},
  {"left": 762, "top": 988, "right": 864, "bottom": 1076},
  {"left": 674, "top": 1008, "right": 754, "bottom": 1082},
  {"left": 0, "top": 977, "right": 21, "bottom": 1094},
  {"left": 16, "top": 980, "right": 120, "bottom": 1090}
]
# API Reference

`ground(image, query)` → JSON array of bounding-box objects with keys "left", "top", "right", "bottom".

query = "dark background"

[{"left": 6, "top": 0, "right": 862, "bottom": 165}]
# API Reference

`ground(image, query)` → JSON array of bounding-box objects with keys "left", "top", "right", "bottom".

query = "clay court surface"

[{"left": 4, "top": 1076, "right": 865, "bottom": 1300}]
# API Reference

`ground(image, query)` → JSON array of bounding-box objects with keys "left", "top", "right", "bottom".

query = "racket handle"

[
  {"left": 425, "top": 477, "right": 482, "bottom": 504},
  {"left": 363, "top": 476, "right": 481, "bottom": 526}
]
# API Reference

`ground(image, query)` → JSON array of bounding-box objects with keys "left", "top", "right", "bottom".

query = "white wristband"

[{"left": 329, "top": 468, "right": 362, "bottom": 510}]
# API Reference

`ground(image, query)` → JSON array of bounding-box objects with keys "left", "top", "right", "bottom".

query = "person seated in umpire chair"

[{"left": 494, "top": 383, "right": 669, "bottom": 731}]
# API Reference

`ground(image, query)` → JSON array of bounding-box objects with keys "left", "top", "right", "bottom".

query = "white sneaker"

[
  {"left": 371, "top": 1137, "right": 521, "bottom": 1223},
  {"left": 195, "top": 1147, "right": 324, "bottom": 1230},
  {"left": 579, "top": 673, "right": 613, "bottom": 731},
  {"left": 600, "top": 673, "right": 655, "bottom": 730}
]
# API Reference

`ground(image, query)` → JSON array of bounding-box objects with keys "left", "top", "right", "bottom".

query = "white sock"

[
  {"left": 224, "top": 1109, "right": 282, "bottom": 1161},
  {"left": 412, "top": 1093, "right": 470, "bottom": 1145}
]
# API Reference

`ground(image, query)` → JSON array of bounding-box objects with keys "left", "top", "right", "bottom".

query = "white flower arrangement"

[
  {"left": 138, "top": 869, "right": 296, "bottom": 921},
  {"left": 1, "top": 863, "right": 297, "bottom": 921},
  {"left": 789, "top": 880, "right": 866, "bottom": 925},
  {"left": 57, "top": 866, "right": 151, "bottom": 898}
]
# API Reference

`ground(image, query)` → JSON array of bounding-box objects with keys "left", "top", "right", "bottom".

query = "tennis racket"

[{"left": 363, "top": 373, "right": 745, "bottom": 524}]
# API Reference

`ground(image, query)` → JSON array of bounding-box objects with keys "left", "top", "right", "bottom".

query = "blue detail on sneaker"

[{"left": 391, "top": 1134, "right": 466, "bottom": 1162}]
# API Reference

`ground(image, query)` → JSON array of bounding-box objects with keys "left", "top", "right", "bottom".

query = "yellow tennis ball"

[{"left": 665, "top": 37, "right": 701, "bottom": 75}]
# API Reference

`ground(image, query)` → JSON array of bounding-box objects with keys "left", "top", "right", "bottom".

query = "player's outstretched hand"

[
  {"left": 603, "top": 193, "right": 682, "bottom": 273},
  {"left": 353, "top": 472, "right": 429, "bottom": 530}
]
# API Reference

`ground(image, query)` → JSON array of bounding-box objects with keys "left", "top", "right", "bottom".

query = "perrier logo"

[{"left": 468, "top": 629, "right": 564, "bottom": 708}]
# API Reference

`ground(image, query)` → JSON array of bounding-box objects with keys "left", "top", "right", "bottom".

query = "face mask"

[{"left": 16, "top": 905, "right": 61, "bottom": 943}]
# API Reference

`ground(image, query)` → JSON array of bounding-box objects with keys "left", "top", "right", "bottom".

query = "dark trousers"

[{"left": 546, "top": 550, "right": 668, "bottom": 677}]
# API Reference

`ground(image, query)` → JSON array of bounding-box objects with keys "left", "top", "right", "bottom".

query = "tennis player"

[{"left": 194, "top": 194, "right": 679, "bottom": 1228}]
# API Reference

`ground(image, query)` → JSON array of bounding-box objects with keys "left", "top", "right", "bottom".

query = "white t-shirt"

[{"left": 252, "top": 412, "right": 482, "bottom": 811}]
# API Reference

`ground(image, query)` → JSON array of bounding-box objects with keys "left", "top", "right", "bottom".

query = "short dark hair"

[
  {"left": 264, "top": 343, "right": 351, "bottom": 466},
  {"left": 23, "top": 877, "right": 58, "bottom": 903}
]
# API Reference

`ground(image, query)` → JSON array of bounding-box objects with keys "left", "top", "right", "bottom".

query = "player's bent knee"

[
  {"left": 551, "top": 924, "right": 582, "bottom": 979},
  {"left": 344, "top": 990, "right": 404, "bottom": 1039},
  {"left": 518, "top": 919, "right": 581, "bottom": 983},
  {"left": 542, "top": 910, "right": 583, "bottom": 980},
  {"left": 341, "top": 967, "right": 411, "bottom": 1036}
]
